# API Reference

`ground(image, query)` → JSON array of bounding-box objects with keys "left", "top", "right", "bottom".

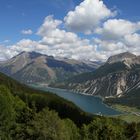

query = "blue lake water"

[{"left": 32, "top": 85, "right": 121, "bottom": 116}]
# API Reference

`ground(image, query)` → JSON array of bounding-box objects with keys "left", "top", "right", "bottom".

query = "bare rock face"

[
  {"left": 0, "top": 51, "right": 101, "bottom": 85},
  {"left": 62, "top": 52, "right": 140, "bottom": 98},
  {"left": 107, "top": 52, "right": 140, "bottom": 69},
  {"left": 107, "top": 52, "right": 137, "bottom": 64},
  {"left": 68, "top": 71, "right": 140, "bottom": 97}
]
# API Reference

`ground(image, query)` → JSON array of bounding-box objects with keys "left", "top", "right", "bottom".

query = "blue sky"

[
  {"left": 0, "top": 0, "right": 80, "bottom": 43},
  {"left": 0, "top": 0, "right": 140, "bottom": 43},
  {"left": 0, "top": 0, "right": 140, "bottom": 61}
]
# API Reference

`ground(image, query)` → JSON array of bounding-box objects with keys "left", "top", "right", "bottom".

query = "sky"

[{"left": 0, "top": 0, "right": 140, "bottom": 61}]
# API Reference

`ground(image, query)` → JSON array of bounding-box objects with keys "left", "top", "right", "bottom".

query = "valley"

[
  {"left": 0, "top": 51, "right": 140, "bottom": 139},
  {"left": 55, "top": 52, "right": 140, "bottom": 109},
  {"left": 30, "top": 85, "right": 121, "bottom": 115},
  {"left": 112, "top": 104, "right": 140, "bottom": 123},
  {"left": 0, "top": 51, "right": 140, "bottom": 115},
  {"left": 31, "top": 85, "right": 140, "bottom": 123},
  {"left": 1, "top": 0, "right": 140, "bottom": 139}
]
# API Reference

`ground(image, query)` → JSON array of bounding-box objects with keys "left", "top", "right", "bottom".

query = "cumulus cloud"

[
  {"left": 37, "top": 15, "right": 62, "bottom": 37},
  {"left": 94, "top": 38, "right": 126, "bottom": 52},
  {"left": 21, "top": 29, "right": 33, "bottom": 35},
  {"left": 64, "top": 0, "right": 116, "bottom": 34},
  {"left": 124, "top": 33, "right": 140, "bottom": 48},
  {"left": 2, "top": 0, "right": 140, "bottom": 62},
  {"left": 92, "top": 18, "right": 140, "bottom": 57},
  {"left": 0, "top": 39, "right": 39, "bottom": 60},
  {"left": 96, "top": 19, "right": 140, "bottom": 40},
  {"left": 1, "top": 16, "right": 99, "bottom": 61},
  {"left": 93, "top": 32, "right": 140, "bottom": 58},
  {"left": 10, "top": 39, "right": 37, "bottom": 52},
  {"left": 37, "top": 15, "right": 98, "bottom": 60},
  {"left": 0, "top": 45, "right": 14, "bottom": 60},
  {"left": 3, "top": 15, "right": 140, "bottom": 62}
]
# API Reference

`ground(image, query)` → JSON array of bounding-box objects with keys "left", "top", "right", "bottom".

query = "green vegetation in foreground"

[
  {"left": 1, "top": 85, "right": 140, "bottom": 140},
  {"left": 112, "top": 104, "right": 140, "bottom": 123},
  {"left": 0, "top": 72, "right": 140, "bottom": 139},
  {"left": 0, "top": 72, "right": 93, "bottom": 126}
]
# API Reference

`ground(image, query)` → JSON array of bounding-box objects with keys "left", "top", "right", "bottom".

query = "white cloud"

[
  {"left": 124, "top": 33, "right": 140, "bottom": 48},
  {"left": 64, "top": 0, "right": 116, "bottom": 34},
  {"left": 2, "top": 14, "right": 140, "bottom": 62},
  {"left": 0, "top": 39, "right": 39, "bottom": 61},
  {"left": 37, "top": 15, "right": 62, "bottom": 37},
  {"left": 1, "top": 16, "right": 99, "bottom": 61},
  {"left": 2, "top": 0, "right": 140, "bottom": 62},
  {"left": 2, "top": 15, "right": 140, "bottom": 62},
  {"left": 10, "top": 39, "right": 37, "bottom": 52},
  {"left": 0, "top": 45, "right": 14, "bottom": 60},
  {"left": 37, "top": 15, "right": 99, "bottom": 60},
  {"left": 96, "top": 19, "right": 140, "bottom": 40},
  {"left": 93, "top": 19, "right": 140, "bottom": 57},
  {"left": 21, "top": 29, "right": 33, "bottom": 35},
  {"left": 93, "top": 33, "right": 140, "bottom": 58},
  {"left": 94, "top": 38, "right": 126, "bottom": 52}
]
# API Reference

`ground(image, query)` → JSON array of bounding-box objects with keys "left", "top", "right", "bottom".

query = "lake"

[{"left": 31, "top": 85, "right": 121, "bottom": 116}]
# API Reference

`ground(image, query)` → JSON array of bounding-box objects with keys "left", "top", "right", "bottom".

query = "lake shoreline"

[
  {"left": 48, "top": 86, "right": 122, "bottom": 115},
  {"left": 30, "top": 84, "right": 122, "bottom": 116}
]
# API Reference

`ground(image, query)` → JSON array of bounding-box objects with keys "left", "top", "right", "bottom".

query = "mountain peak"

[
  {"left": 17, "top": 51, "right": 55, "bottom": 60},
  {"left": 107, "top": 52, "right": 136, "bottom": 64},
  {"left": 0, "top": 51, "right": 100, "bottom": 84},
  {"left": 18, "top": 51, "right": 40, "bottom": 56}
]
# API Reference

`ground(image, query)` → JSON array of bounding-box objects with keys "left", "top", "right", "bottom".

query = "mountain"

[
  {"left": 107, "top": 52, "right": 137, "bottom": 64},
  {"left": 58, "top": 52, "right": 140, "bottom": 106},
  {"left": 0, "top": 51, "right": 101, "bottom": 85},
  {"left": 105, "top": 78, "right": 140, "bottom": 107}
]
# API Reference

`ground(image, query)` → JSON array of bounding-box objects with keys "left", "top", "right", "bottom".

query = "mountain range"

[
  {"left": 0, "top": 51, "right": 101, "bottom": 85},
  {"left": 1, "top": 51, "right": 140, "bottom": 107},
  {"left": 55, "top": 52, "right": 140, "bottom": 107}
]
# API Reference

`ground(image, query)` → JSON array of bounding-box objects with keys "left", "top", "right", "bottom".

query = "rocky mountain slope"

[
  {"left": 0, "top": 51, "right": 101, "bottom": 84},
  {"left": 59, "top": 52, "right": 140, "bottom": 99}
]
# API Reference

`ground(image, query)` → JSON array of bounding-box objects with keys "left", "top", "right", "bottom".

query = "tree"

[
  {"left": 0, "top": 85, "right": 16, "bottom": 140},
  {"left": 64, "top": 119, "right": 80, "bottom": 140},
  {"left": 32, "top": 108, "right": 70, "bottom": 140},
  {"left": 125, "top": 122, "right": 139, "bottom": 140},
  {"left": 80, "top": 118, "right": 127, "bottom": 140}
]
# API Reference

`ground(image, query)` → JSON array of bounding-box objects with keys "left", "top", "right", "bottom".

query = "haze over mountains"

[{"left": 0, "top": 51, "right": 101, "bottom": 85}]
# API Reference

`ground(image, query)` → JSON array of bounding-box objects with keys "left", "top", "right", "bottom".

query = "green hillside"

[
  {"left": 0, "top": 72, "right": 140, "bottom": 139},
  {"left": 66, "top": 62, "right": 127, "bottom": 84},
  {"left": 0, "top": 72, "right": 93, "bottom": 126}
]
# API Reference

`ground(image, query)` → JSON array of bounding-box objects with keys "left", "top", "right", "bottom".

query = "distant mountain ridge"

[
  {"left": 107, "top": 52, "right": 137, "bottom": 64},
  {"left": 107, "top": 52, "right": 140, "bottom": 68},
  {"left": 57, "top": 52, "right": 140, "bottom": 106},
  {"left": 0, "top": 51, "right": 101, "bottom": 85}
]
